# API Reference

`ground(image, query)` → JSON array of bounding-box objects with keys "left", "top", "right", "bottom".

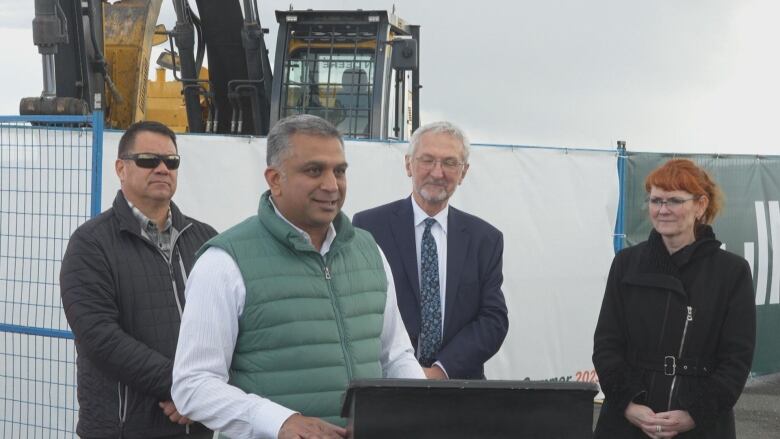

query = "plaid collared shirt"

[{"left": 126, "top": 200, "right": 178, "bottom": 261}]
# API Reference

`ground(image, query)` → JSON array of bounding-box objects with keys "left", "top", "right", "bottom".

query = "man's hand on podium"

[
  {"left": 279, "top": 413, "right": 347, "bottom": 439},
  {"left": 423, "top": 365, "right": 447, "bottom": 380}
]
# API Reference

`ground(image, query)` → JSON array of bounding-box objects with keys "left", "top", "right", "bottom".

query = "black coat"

[
  {"left": 593, "top": 226, "right": 755, "bottom": 439},
  {"left": 60, "top": 191, "right": 217, "bottom": 438}
]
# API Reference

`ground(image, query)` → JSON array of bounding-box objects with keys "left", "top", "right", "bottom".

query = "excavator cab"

[{"left": 271, "top": 10, "right": 419, "bottom": 140}]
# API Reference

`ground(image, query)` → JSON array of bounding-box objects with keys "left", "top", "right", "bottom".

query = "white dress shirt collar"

[
  {"left": 410, "top": 196, "right": 449, "bottom": 233},
  {"left": 269, "top": 197, "right": 336, "bottom": 256}
]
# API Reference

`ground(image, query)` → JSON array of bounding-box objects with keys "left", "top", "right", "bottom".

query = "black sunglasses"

[{"left": 121, "top": 153, "right": 181, "bottom": 170}]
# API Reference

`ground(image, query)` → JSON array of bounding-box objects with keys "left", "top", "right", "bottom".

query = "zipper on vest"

[
  {"left": 322, "top": 260, "right": 353, "bottom": 380},
  {"left": 667, "top": 306, "right": 694, "bottom": 410}
]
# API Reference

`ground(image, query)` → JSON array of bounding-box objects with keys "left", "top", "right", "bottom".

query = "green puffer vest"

[{"left": 202, "top": 192, "right": 387, "bottom": 425}]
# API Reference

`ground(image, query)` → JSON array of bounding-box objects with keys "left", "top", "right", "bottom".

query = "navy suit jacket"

[{"left": 353, "top": 197, "right": 508, "bottom": 379}]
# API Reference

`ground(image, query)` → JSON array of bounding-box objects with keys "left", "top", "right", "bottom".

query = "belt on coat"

[{"left": 630, "top": 351, "right": 714, "bottom": 377}]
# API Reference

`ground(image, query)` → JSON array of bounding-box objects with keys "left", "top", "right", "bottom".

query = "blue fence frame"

[
  {"left": 0, "top": 112, "right": 102, "bottom": 437},
  {"left": 0, "top": 113, "right": 102, "bottom": 341},
  {"left": 613, "top": 143, "right": 628, "bottom": 253}
]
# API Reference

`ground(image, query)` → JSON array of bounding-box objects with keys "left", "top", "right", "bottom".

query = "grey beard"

[{"left": 418, "top": 186, "right": 450, "bottom": 203}]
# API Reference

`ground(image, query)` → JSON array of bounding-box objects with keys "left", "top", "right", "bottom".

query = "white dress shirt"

[{"left": 172, "top": 208, "right": 424, "bottom": 439}]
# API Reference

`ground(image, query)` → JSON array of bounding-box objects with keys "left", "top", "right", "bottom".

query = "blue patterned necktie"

[{"left": 418, "top": 217, "right": 442, "bottom": 367}]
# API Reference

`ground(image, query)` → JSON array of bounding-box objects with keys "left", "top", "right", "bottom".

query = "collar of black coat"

[
  {"left": 113, "top": 190, "right": 188, "bottom": 236},
  {"left": 624, "top": 225, "right": 721, "bottom": 295},
  {"left": 645, "top": 224, "right": 721, "bottom": 274}
]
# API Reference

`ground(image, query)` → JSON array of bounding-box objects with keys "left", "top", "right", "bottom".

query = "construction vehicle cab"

[
  {"left": 21, "top": 1, "right": 420, "bottom": 141},
  {"left": 271, "top": 9, "right": 419, "bottom": 140}
]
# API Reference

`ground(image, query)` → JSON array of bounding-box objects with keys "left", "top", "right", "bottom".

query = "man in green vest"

[{"left": 171, "top": 114, "right": 425, "bottom": 439}]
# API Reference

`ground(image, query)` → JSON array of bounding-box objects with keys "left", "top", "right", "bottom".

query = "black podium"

[{"left": 341, "top": 379, "right": 598, "bottom": 439}]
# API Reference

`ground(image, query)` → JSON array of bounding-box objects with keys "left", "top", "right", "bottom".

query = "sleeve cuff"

[
  {"left": 433, "top": 361, "right": 450, "bottom": 379},
  {"left": 249, "top": 396, "right": 298, "bottom": 439},
  {"left": 598, "top": 368, "right": 646, "bottom": 412},
  {"left": 680, "top": 378, "right": 732, "bottom": 430}
]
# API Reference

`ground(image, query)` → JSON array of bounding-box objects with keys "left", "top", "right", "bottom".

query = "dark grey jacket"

[
  {"left": 60, "top": 191, "right": 216, "bottom": 438},
  {"left": 593, "top": 226, "right": 755, "bottom": 439}
]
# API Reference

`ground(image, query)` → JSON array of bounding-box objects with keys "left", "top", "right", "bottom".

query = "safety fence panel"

[
  {"left": 623, "top": 153, "right": 780, "bottom": 376},
  {"left": 5, "top": 121, "right": 777, "bottom": 437},
  {"left": 0, "top": 115, "right": 101, "bottom": 438}
]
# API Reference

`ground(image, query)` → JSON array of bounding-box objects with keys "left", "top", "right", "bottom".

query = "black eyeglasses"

[
  {"left": 121, "top": 153, "right": 181, "bottom": 170},
  {"left": 646, "top": 196, "right": 698, "bottom": 208},
  {"left": 414, "top": 156, "right": 465, "bottom": 172}
]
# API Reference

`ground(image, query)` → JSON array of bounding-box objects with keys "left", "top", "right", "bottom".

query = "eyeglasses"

[
  {"left": 647, "top": 196, "right": 698, "bottom": 208},
  {"left": 121, "top": 153, "right": 181, "bottom": 170},
  {"left": 414, "top": 156, "right": 465, "bottom": 172}
]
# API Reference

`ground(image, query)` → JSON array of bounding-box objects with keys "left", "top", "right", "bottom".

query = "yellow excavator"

[{"left": 20, "top": 0, "right": 420, "bottom": 140}]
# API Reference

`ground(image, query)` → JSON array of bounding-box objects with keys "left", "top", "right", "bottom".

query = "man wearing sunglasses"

[
  {"left": 172, "top": 114, "right": 424, "bottom": 439},
  {"left": 60, "top": 121, "right": 217, "bottom": 439}
]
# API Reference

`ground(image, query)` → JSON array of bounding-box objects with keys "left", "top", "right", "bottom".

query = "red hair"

[{"left": 644, "top": 159, "right": 723, "bottom": 224}]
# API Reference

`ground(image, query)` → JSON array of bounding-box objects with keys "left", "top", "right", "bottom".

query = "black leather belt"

[{"left": 630, "top": 351, "right": 713, "bottom": 377}]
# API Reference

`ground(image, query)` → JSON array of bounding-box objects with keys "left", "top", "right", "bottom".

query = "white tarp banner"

[{"left": 102, "top": 132, "right": 618, "bottom": 384}]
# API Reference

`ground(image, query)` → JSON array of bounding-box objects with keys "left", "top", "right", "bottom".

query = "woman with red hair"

[{"left": 593, "top": 159, "right": 755, "bottom": 439}]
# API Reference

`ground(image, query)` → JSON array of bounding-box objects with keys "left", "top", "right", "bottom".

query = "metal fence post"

[
  {"left": 614, "top": 140, "right": 627, "bottom": 253},
  {"left": 91, "top": 110, "right": 104, "bottom": 217}
]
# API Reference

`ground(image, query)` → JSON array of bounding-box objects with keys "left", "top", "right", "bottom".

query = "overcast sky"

[{"left": 2, "top": 0, "right": 779, "bottom": 154}]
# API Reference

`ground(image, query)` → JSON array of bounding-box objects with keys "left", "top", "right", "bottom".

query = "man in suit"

[{"left": 353, "top": 121, "right": 509, "bottom": 379}]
